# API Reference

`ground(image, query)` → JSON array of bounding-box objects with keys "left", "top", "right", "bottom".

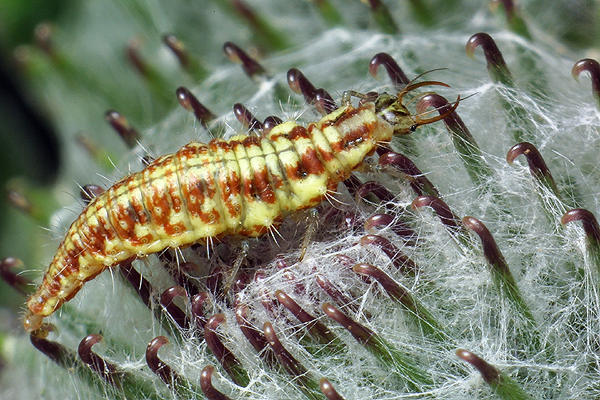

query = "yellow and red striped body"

[{"left": 24, "top": 102, "right": 393, "bottom": 331}]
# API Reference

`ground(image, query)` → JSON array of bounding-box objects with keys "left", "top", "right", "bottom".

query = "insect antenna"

[
  {"left": 409, "top": 94, "right": 462, "bottom": 129},
  {"left": 397, "top": 80, "right": 451, "bottom": 104},
  {"left": 404, "top": 68, "right": 448, "bottom": 87}
]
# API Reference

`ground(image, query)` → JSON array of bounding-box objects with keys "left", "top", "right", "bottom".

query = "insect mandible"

[{"left": 24, "top": 79, "right": 459, "bottom": 331}]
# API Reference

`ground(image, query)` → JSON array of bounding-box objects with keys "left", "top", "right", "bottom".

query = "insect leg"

[
  {"left": 299, "top": 208, "right": 320, "bottom": 261},
  {"left": 221, "top": 240, "right": 250, "bottom": 297}
]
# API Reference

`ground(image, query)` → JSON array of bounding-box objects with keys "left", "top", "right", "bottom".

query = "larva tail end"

[{"left": 23, "top": 312, "right": 44, "bottom": 333}]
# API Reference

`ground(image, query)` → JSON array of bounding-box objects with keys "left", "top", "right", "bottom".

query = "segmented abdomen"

[{"left": 25, "top": 103, "right": 391, "bottom": 329}]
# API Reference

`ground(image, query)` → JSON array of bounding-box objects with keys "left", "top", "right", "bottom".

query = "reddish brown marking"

[
  {"left": 199, "top": 209, "right": 220, "bottom": 225},
  {"left": 285, "top": 162, "right": 307, "bottom": 181},
  {"left": 228, "top": 170, "right": 242, "bottom": 197},
  {"left": 253, "top": 224, "right": 269, "bottom": 236},
  {"left": 82, "top": 216, "right": 109, "bottom": 254},
  {"left": 331, "top": 122, "right": 376, "bottom": 152},
  {"left": 223, "top": 198, "right": 241, "bottom": 219},
  {"left": 64, "top": 246, "right": 82, "bottom": 276},
  {"left": 178, "top": 143, "right": 209, "bottom": 160},
  {"left": 128, "top": 194, "right": 149, "bottom": 225},
  {"left": 252, "top": 166, "right": 276, "bottom": 204},
  {"left": 242, "top": 174, "right": 255, "bottom": 200},
  {"left": 63, "top": 281, "right": 82, "bottom": 301},
  {"left": 318, "top": 107, "right": 363, "bottom": 130},
  {"left": 181, "top": 174, "right": 205, "bottom": 218},
  {"left": 165, "top": 221, "right": 186, "bottom": 236},
  {"left": 332, "top": 106, "right": 364, "bottom": 127},
  {"left": 125, "top": 178, "right": 150, "bottom": 225},
  {"left": 95, "top": 211, "right": 116, "bottom": 242},
  {"left": 271, "top": 173, "right": 283, "bottom": 189},
  {"left": 300, "top": 147, "right": 325, "bottom": 175},
  {"left": 83, "top": 228, "right": 104, "bottom": 254},
  {"left": 215, "top": 167, "right": 241, "bottom": 219},
  {"left": 165, "top": 171, "right": 183, "bottom": 213},
  {"left": 144, "top": 177, "right": 185, "bottom": 236},
  {"left": 111, "top": 203, "right": 138, "bottom": 242},
  {"left": 201, "top": 165, "right": 217, "bottom": 198},
  {"left": 288, "top": 125, "right": 310, "bottom": 140},
  {"left": 345, "top": 122, "right": 375, "bottom": 147},
  {"left": 104, "top": 188, "right": 134, "bottom": 244},
  {"left": 316, "top": 145, "right": 335, "bottom": 162},
  {"left": 242, "top": 136, "right": 261, "bottom": 147}
]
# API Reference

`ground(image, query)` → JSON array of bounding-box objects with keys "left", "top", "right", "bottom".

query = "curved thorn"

[
  {"left": 80, "top": 184, "right": 105, "bottom": 204},
  {"left": 274, "top": 290, "right": 336, "bottom": 344},
  {"left": 315, "top": 275, "right": 359, "bottom": 315},
  {"left": 233, "top": 103, "right": 263, "bottom": 132},
  {"left": 33, "top": 22, "right": 54, "bottom": 57},
  {"left": 235, "top": 304, "right": 269, "bottom": 353},
  {"left": 119, "top": 260, "right": 152, "bottom": 308},
  {"left": 411, "top": 196, "right": 462, "bottom": 231},
  {"left": 78, "top": 334, "right": 119, "bottom": 384},
  {"left": 160, "top": 286, "right": 189, "bottom": 329},
  {"left": 167, "top": 261, "right": 200, "bottom": 296},
  {"left": 415, "top": 95, "right": 460, "bottom": 126},
  {"left": 572, "top": 58, "right": 600, "bottom": 107},
  {"left": 416, "top": 93, "right": 469, "bottom": 135},
  {"left": 204, "top": 314, "right": 230, "bottom": 363},
  {"left": 364, "top": 0, "right": 399, "bottom": 34},
  {"left": 507, "top": 142, "right": 556, "bottom": 183},
  {"left": 163, "top": 34, "right": 189, "bottom": 68},
  {"left": 364, "top": 213, "right": 393, "bottom": 230},
  {"left": 105, "top": 109, "right": 139, "bottom": 148},
  {"left": 146, "top": 336, "right": 178, "bottom": 385},
  {"left": 287, "top": 68, "right": 321, "bottom": 105},
  {"left": 205, "top": 314, "right": 249, "bottom": 386},
  {"left": 0, "top": 257, "right": 30, "bottom": 295},
  {"left": 323, "top": 303, "right": 431, "bottom": 388},
  {"left": 359, "top": 235, "right": 418, "bottom": 275},
  {"left": 322, "top": 303, "right": 373, "bottom": 345},
  {"left": 364, "top": 213, "right": 417, "bottom": 243},
  {"left": 561, "top": 209, "right": 600, "bottom": 243},
  {"left": 262, "top": 115, "right": 283, "bottom": 134},
  {"left": 230, "top": 0, "right": 289, "bottom": 51},
  {"left": 176, "top": 86, "right": 216, "bottom": 127},
  {"left": 369, "top": 52, "right": 409, "bottom": 89},
  {"left": 191, "top": 291, "right": 210, "bottom": 333},
  {"left": 490, "top": 0, "right": 530, "bottom": 38},
  {"left": 223, "top": 41, "right": 266, "bottom": 79},
  {"left": 357, "top": 181, "right": 395, "bottom": 203},
  {"left": 200, "top": 365, "right": 232, "bottom": 400},
  {"left": 30, "top": 331, "right": 76, "bottom": 367},
  {"left": 315, "top": 88, "right": 337, "bottom": 114},
  {"left": 343, "top": 174, "right": 363, "bottom": 195},
  {"left": 456, "top": 349, "right": 500, "bottom": 384},
  {"left": 491, "top": 0, "right": 515, "bottom": 18},
  {"left": 462, "top": 216, "right": 509, "bottom": 274},
  {"left": 6, "top": 188, "right": 32, "bottom": 215},
  {"left": 378, "top": 152, "right": 439, "bottom": 197},
  {"left": 263, "top": 322, "right": 308, "bottom": 377},
  {"left": 465, "top": 33, "right": 513, "bottom": 85},
  {"left": 352, "top": 263, "right": 413, "bottom": 305},
  {"left": 125, "top": 39, "right": 148, "bottom": 77},
  {"left": 320, "top": 378, "right": 346, "bottom": 400}
]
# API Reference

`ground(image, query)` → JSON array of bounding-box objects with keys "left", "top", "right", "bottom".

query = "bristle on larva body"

[{"left": 24, "top": 102, "right": 393, "bottom": 331}]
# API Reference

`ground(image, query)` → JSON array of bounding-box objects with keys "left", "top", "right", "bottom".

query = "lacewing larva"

[{"left": 24, "top": 80, "right": 458, "bottom": 331}]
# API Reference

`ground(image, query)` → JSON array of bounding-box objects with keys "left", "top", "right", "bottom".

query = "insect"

[{"left": 24, "top": 80, "right": 459, "bottom": 332}]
